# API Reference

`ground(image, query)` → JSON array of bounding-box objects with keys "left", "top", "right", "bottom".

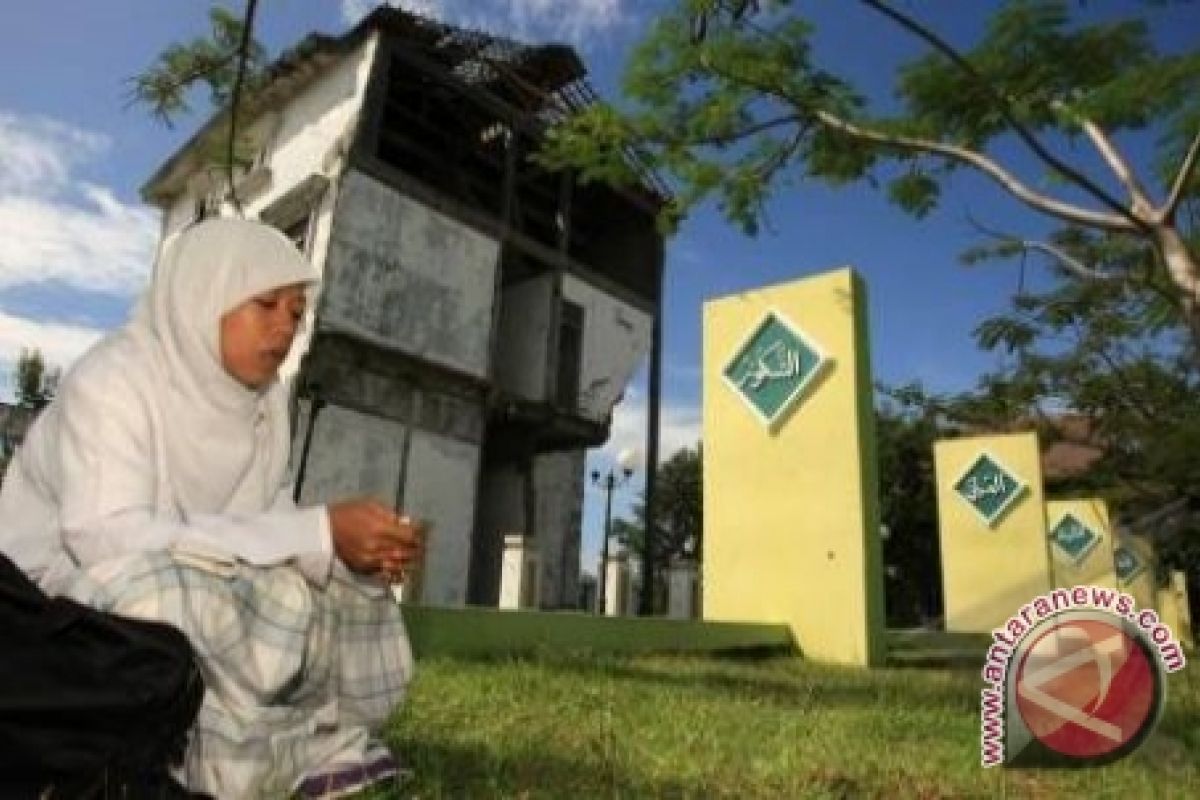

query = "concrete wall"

[
  {"left": 320, "top": 169, "right": 500, "bottom": 378},
  {"left": 294, "top": 402, "right": 404, "bottom": 505},
  {"left": 400, "top": 429, "right": 479, "bottom": 606},
  {"left": 162, "top": 36, "right": 377, "bottom": 244},
  {"left": 935, "top": 432, "right": 1052, "bottom": 633},
  {"left": 532, "top": 449, "right": 585, "bottom": 608},
  {"left": 494, "top": 274, "right": 554, "bottom": 402},
  {"left": 292, "top": 396, "right": 481, "bottom": 607},
  {"left": 471, "top": 463, "right": 523, "bottom": 604},
  {"left": 253, "top": 44, "right": 373, "bottom": 221},
  {"left": 471, "top": 452, "right": 583, "bottom": 609},
  {"left": 561, "top": 274, "right": 652, "bottom": 421},
  {"left": 702, "top": 268, "right": 885, "bottom": 667},
  {"left": 1045, "top": 498, "right": 1118, "bottom": 589}
]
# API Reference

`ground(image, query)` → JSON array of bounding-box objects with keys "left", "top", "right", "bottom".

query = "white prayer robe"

[
  {"left": 0, "top": 329, "right": 333, "bottom": 596},
  {"left": 0, "top": 218, "right": 411, "bottom": 798}
]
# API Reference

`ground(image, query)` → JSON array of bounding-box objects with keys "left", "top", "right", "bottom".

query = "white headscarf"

[{"left": 127, "top": 218, "right": 318, "bottom": 516}]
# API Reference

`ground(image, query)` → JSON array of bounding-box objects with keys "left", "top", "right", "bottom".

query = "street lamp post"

[{"left": 592, "top": 447, "right": 639, "bottom": 615}]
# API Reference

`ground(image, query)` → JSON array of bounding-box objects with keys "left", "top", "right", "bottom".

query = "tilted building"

[{"left": 140, "top": 8, "right": 665, "bottom": 608}]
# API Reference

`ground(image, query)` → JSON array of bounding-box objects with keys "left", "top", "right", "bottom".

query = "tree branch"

[
  {"left": 857, "top": 0, "right": 1149, "bottom": 233},
  {"left": 1076, "top": 116, "right": 1153, "bottom": 212},
  {"left": 753, "top": 123, "right": 808, "bottom": 179},
  {"left": 1024, "top": 241, "right": 1114, "bottom": 282},
  {"left": 1128, "top": 497, "right": 1190, "bottom": 533},
  {"left": 124, "top": 50, "right": 241, "bottom": 126},
  {"left": 966, "top": 213, "right": 1117, "bottom": 281},
  {"left": 812, "top": 108, "right": 1138, "bottom": 231},
  {"left": 688, "top": 50, "right": 1138, "bottom": 231},
  {"left": 1088, "top": 330, "right": 1162, "bottom": 425},
  {"left": 225, "top": 0, "right": 260, "bottom": 215},
  {"left": 1163, "top": 128, "right": 1200, "bottom": 222},
  {"left": 733, "top": 123, "right": 808, "bottom": 232},
  {"left": 675, "top": 113, "right": 803, "bottom": 148}
]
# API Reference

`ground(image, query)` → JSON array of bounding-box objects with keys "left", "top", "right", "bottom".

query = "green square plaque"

[
  {"left": 1049, "top": 513, "right": 1101, "bottom": 564},
  {"left": 723, "top": 310, "right": 827, "bottom": 428},
  {"left": 1114, "top": 546, "right": 1145, "bottom": 583},
  {"left": 952, "top": 452, "right": 1026, "bottom": 527}
]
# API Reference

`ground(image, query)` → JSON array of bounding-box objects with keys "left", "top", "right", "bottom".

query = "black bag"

[{"left": 0, "top": 553, "right": 206, "bottom": 798}]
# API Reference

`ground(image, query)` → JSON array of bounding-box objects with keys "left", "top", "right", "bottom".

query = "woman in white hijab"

[{"left": 0, "top": 218, "right": 420, "bottom": 798}]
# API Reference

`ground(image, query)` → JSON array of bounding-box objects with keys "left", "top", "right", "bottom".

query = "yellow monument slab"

[
  {"left": 1157, "top": 570, "right": 1194, "bottom": 651},
  {"left": 702, "top": 268, "right": 885, "bottom": 667},
  {"left": 1045, "top": 498, "right": 1118, "bottom": 589},
  {"left": 935, "top": 432, "right": 1051, "bottom": 633},
  {"left": 1115, "top": 533, "right": 1157, "bottom": 612}
]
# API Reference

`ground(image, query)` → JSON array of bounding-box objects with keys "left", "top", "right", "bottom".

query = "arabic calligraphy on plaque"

[
  {"left": 962, "top": 473, "right": 1008, "bottom": 503},
  {"left": 738, "top": 340, "right": 802, "bottom": 391}
]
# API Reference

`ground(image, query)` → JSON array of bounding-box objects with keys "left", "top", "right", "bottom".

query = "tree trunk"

[{"left": 1154, "top": 223, "right": 1200, "bottom": 348}]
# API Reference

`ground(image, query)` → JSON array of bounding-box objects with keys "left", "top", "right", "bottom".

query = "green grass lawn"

[{"left": 368, "top": 650, "right": 1199, "bottom": 799}]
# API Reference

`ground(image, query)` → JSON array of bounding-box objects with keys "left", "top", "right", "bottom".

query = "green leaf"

[
  {"left": 886, "top": 172, "right": 940, "bottom": 218},
  {"left": 973, "top": 317, "right": 1037, "bottom": 352}
]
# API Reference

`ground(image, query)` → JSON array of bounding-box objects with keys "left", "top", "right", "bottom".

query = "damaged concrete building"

[{"left": 139, "top": 8, "right": 665, "bottom": 609}]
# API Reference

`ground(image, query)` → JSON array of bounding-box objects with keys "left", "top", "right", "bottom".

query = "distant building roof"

[
  {"left": 1041, "top": 413, "right": 1105, "bottom": 481},
  {"left": 141, "top": 6, "right": 668, "bottom": 204},
  {"left": 957, "top": 412, "right": 1105, "bottom": 481}
]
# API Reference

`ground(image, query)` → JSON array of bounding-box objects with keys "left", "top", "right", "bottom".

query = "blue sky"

[{"left": 0, "top": 1, "right": 1193, "bottom": 576}]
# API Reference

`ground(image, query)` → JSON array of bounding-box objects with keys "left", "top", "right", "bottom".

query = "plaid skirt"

[{"left": 65, "top": 548, "right": 413, "bottom": 798}]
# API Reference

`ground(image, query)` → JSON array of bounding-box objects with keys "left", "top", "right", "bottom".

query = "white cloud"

[
  {"left": 341, "top": 0, "right": 627, "bottom": 45},
  {"left": 602, "top": 391, "right": 702, "bottom": 470},
  {"left": 0, "top": 310, "right": 104, "bottom": 375},
  {"left": 0, "top": 111, "right": 154, "bottom": 396},
  {"left": 341, "top": 0, "right": 383, "bottom": 22},
  {"left": 580, "top": 392, "right": 700, "bottom": 569},
  {"left": 0, "top": 112, "right": 157, "bottom": 297},
  {"left": 0, "top": 188, "right": 157, "bottom": 296},
  {"left": 0, "top": 113, "right": 108, "bottom": 196}
]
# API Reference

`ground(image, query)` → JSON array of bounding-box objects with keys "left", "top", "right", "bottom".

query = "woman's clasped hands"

[{"left": 327, "top": 498, "right": 426, "bottom": 584}]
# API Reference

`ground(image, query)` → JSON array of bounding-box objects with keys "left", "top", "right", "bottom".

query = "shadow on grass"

[
  {"left": 885, "top": 651, "right": 985, "bottom": 669},
  {"left": 885, "top": 629, "right": 990, "bottom": 670},
  {"left": 442, "top": 651, "right": 980, "bottom": 716},
  {"left": 376, "top": 738, "right": 697, "bottom": 799},
  {"left": 377, "top": 738, "right": 922, "bottom": 800}
]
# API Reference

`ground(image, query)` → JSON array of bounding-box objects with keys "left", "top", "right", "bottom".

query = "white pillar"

[
  {"left": 499, "top": 533, "right": 539, "bottom": 610},
  {"left": 667, "top": 558, "right": 699, "bottom": 619},
  {"left": 603, "top": 551, "right": 630, "bottom": 617}
]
